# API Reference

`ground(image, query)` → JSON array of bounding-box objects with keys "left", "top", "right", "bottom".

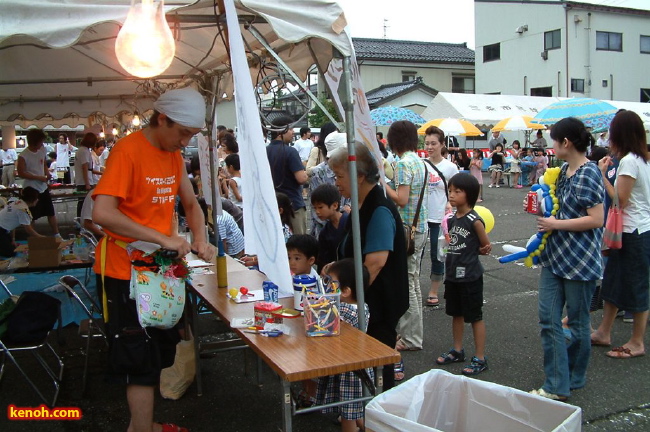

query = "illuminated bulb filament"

[{"left": 115, "top": 0, "right": 175, "bottom": 78}]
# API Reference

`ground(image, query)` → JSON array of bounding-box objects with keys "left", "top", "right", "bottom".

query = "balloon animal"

[{"left": 498, "top": 167, "right": 561, "bottom": 267}]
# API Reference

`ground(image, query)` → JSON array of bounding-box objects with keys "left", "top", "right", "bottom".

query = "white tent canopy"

[
  {"left": 421, "top": 93, "right": 562, "bottom": 128},
  {"left": 0, "top": 0, "right": 350, "bottom": 127},
  {"left": 422, "top": 92, "right": 650, "bottom": 129}
]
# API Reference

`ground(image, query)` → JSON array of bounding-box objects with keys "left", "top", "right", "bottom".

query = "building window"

[
  {"left": 531, "top": 86, "right": 552, "bottom": 97},
  {"left": 641, "top": 88, "right": 650, "bottom": 103},
  {"left": 596, "top": 31, "right": 622, "bottom": 51},
  {"left": 452, "top": 76, "right": 475, "bottom": 94},
  {"left": 483, "top": 43, "right": 500, "bottom": 62},
  {"left": 402, "top": 71, "right": 416, "bottom": 82},
  {"left": 571, "top": 79, "right": 585, "bottom": 93},
  {"left": 544, "top": 29, "right": 561, "bottom": 50},
  {"left": 641, "top": 35, "right": 650, "bottom": 54}
]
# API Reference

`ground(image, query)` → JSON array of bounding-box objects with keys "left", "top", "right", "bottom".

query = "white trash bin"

[{"left": 366, "top": 370, "right": 581, "bottom": 432}]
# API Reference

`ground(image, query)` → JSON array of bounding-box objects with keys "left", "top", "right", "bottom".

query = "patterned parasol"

[{"left": 370, "top": 106, "right": 426, "bottom": 126}]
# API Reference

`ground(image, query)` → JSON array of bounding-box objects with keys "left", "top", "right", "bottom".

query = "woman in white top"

[
  {"left": 422, "top": 126, "right": 458, "bottom": 307},
  {"left": 592, "top": 110, "right": 650, "bottom": 358}
]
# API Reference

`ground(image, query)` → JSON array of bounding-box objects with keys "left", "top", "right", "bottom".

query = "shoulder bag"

[{"left": 404, "top": 161, "right": 427, "bottom": 256}]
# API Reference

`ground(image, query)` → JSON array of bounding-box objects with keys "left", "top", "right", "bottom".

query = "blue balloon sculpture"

[{"left": 498, "top": 167, "right": 561, "bottom": 267}]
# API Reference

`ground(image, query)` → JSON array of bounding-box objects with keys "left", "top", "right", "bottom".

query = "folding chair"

[
  {"left": 58, "top": 275, "right": 106, "bottom": 395},
  {"left": 0, "top": 288, "right": 64, "bottom": 406}
]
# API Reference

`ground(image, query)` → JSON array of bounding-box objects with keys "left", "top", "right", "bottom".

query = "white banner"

[
  {"left": 224, "top": 0, "right": 292, "bottom": 297},
  {"left": 196, "top": 134, "right": 221, "bottom": 214},
  {"left": 324, "top": 54, "right": 383, "bottom": 172}
]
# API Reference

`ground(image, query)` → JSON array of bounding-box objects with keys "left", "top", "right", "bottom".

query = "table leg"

[
  {"left": 375, "top": 366, "right": 384, "bottom": 394},
  {"left": 188, "top": 290, "right": 203, "bottom": 396},
  {"left": 281, "top": 380, "right": 292, "bottom": 432}
]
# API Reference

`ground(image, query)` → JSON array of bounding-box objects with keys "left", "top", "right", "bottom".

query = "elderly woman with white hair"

[{"left": 327, "top": 143, "right": 409, "bottom": 390}]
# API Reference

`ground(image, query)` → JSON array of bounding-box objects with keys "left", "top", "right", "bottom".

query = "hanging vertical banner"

[
  {"left": 324, "top": 53, "right": 384, "bottom": 173},
  {"left": 196, "top": 133, "right": 221, "bottom": 214},
  {"left": 223, "top": 0, "right": 292, "bottom": 297}
]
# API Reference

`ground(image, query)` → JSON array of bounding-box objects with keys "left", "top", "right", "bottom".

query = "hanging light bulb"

[
  {"left": 115, "top": 0, "right": 175, "bottom": 78},
  {"left": 112, "top": 127, "right": 119, "bottom": 136},
  {"left": 132, "top": 111, "right": 141, "bottom": 127},
  {"left": 99, "top": 130, "right": 106, "bottom": 139}
]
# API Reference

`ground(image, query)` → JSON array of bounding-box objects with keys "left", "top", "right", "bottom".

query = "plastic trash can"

[{"left": 366, "top": 370, "right": 581, "bottom": 432}]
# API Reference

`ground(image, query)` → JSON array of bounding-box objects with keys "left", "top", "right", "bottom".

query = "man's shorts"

[
  {"left": 29, "top": 189, "right": 55, "bottom": 220},
  {"left": 99, "top": 275, "right": 180, "bottom": 386},
  {"left": 444, "top": 276, "right": 484, "bottom": 323}
]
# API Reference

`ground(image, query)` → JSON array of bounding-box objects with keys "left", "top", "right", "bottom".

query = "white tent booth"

[{"left": 1, "top": 1, "right": 380, "bottom": 423}]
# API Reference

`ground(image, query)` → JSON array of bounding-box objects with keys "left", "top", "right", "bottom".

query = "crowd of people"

[{"left": 1, "top": 85, "right": 648, "bottom": 430}]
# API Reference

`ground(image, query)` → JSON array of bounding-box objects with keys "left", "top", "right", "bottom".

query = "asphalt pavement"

[{"left": 1, "top": 179, "right": 649, "bottom": 431}]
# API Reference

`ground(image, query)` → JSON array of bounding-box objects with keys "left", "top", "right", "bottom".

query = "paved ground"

[{"left": 1, "top": 180, "right": 649, "bottom": 431}]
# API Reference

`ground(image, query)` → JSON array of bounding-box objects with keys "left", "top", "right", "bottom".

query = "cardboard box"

[
  {"left": 28, "top": 237, "right": 65, "bottom": 268},
  {"left": 366, "top": 370, "right": 581, "bottom": 432}
]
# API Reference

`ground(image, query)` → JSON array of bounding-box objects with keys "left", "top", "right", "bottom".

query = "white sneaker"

[
  {"left": 496, "top": 185, "right": 500, "bottom": 188},
  {"left": 488, "top": 184, "right": 494, "bottom": 188}
]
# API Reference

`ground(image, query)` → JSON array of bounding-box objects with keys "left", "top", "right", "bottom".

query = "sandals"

[
  {"left": 394, "top": 359, "right": 405, "bottom": 382},
  {"left": 529, "top": 388, "right": 568, "bottom": 402},
  {"left": 160, "top": 424, "right": 189, "bottom": 432},
  {"left": 462, "top": 356, "right": 488, "bottom": 376},
  {"left": 436, "top": 348, "right": 465, "bottom": 365},
  {"left": 426, "top": 296, "right": 439, "bottom": 307}
]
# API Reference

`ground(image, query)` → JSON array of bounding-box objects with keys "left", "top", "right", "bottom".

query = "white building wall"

[
  {"left": 378, "top": 91, "right": 437, "bottom": 114},
  {"left": 359, "top": 63, "right": 474, "bottom": 94},
  {"left": 476, "top": 1, "right": 650, "bottom": 102}
]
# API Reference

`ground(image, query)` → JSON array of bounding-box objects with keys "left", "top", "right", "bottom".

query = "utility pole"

[{"left": 383, "top": 19, "right": 389, "bottom": 39}]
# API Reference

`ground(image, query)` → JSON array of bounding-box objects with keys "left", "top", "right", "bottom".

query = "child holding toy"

[
  {"left": 316, "top": 258, "right": 371, "bottom": 432},
  {"left": 436, "top": 173, "right": 492, "bottom": 376},
  {"left": 530, "top": 117, "right": 604, "bottom": 401}
]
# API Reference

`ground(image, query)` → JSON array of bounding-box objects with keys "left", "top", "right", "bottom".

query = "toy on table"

[
  {"left": 303, "top": 283, "right": 341, "bottom": 337},
  {"left": 499, "top": 167, "right": 561, "bottom": 267}
]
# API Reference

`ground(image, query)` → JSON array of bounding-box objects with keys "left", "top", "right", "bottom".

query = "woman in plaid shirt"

[{"left": 530, "top": 117, "right": 604, "bottom": 402}]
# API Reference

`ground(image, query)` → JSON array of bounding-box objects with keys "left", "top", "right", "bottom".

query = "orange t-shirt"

[{"left": 92, "top": 130, "right": 183, "bottom": 280}]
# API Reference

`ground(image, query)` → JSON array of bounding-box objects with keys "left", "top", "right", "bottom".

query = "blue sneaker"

[{"left": 623, "top": 311, "right": 634, "bottom": 323}]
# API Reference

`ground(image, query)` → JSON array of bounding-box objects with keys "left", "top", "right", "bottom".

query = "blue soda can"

[{"left": 263, "top": 281, "right": 279, "bottom": 303}]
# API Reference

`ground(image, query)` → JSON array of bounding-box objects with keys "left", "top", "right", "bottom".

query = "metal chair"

[
  {"left": 58, "top": 275, "right": 106, "bottom": 395},
  {"left": 0, "top": 285, "right": 64, "bottom": 406}
]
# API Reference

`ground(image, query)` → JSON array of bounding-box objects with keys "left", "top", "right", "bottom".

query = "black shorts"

[
  {"left": 99, "top": 275, "right": 180, "bottom": 387},
  {"left": 29, "top": 189, "right": 55, "bottom": 220},
  {"left": 444, "top": 276, "right": 484, "bottom": 323}
]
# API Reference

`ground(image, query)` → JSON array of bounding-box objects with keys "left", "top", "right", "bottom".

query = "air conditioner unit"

[{"left": 541, "top": 50, "right": 548, "bottom": 60}]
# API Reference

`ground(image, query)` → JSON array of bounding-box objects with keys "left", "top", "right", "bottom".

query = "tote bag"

[{"left": 603, "top": 194, "right": 623, "bottom": 250}]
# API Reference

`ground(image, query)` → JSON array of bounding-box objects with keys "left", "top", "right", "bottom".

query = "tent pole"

[
  {"left": 247, "top": 26, "right": 340, "bottom": 128},
  {"left": 341, "top": 56, "right": 366, "bottom": 334},
  {"left": 207, "top": 76, "right": 220, "bottom": 237}
]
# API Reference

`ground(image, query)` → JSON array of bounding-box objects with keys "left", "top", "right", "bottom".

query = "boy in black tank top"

[{"left": 435, "top": 173, "right": 492, "bottom": 376}]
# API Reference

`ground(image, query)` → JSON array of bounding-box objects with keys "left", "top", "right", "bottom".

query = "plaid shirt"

[
  {"left": 539, "top": 162, "right": 604, "bottom": 281},
  {"left": 316, "top": 302, "right": 372, "bottom": 420},
  {"left": 394, "top": 151, "right": 428, "bottom": 233}
]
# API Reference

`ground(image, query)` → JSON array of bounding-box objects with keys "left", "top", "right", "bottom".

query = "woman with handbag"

[
  {"left": 531, "top": 117, "right": 605, "bottom": 401},
  {"left": 591, "top": 110, "right": 650, "bottom": 358},
  {"left": 384, "top": 121, "right": 429, "bottom": 356}
]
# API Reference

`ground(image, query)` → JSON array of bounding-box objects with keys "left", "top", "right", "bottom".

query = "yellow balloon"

[
  {"left": 524, "top": 256, "right": 533, "bottom": 267},
  {"left": 228, "top": 288, "right": 239, "bottom": 299},
  {"left": 474, "top": 205, "right": 495, "bottom": 234}
]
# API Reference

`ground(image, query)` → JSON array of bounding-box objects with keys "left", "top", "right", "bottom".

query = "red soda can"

[{"left": 526, "top": 191, "right": 538, "bottom": 214}]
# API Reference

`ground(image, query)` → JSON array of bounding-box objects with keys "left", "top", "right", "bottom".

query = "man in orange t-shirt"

[{"left": 93, "top": 88, "right": 214, "bottom": 432}]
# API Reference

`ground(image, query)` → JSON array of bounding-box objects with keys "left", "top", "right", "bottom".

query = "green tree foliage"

[{"left": 308, "top": 96, "right": 341, "bottom": 127}]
